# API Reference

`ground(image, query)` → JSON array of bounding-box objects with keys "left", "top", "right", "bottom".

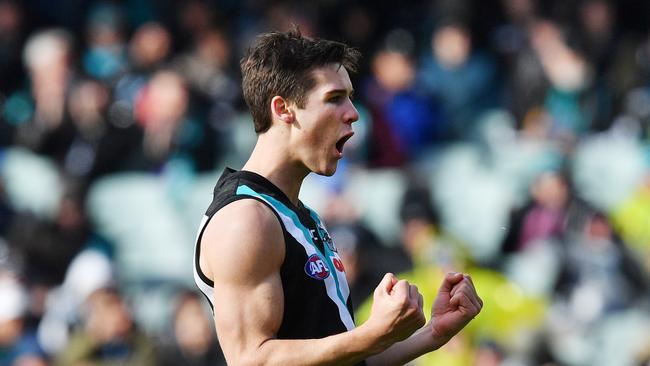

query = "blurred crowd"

[{"left": 1, "top": 0, "right": 650, "bottom": 365}]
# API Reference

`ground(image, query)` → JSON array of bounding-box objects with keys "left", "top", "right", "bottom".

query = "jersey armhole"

[{"left": 195, "top": 195, "right": 289, "bottom": 288}]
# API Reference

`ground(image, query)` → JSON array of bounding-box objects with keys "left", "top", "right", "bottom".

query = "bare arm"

[{"left": 200, "top": 199, "right": 426, "bottom": 366}]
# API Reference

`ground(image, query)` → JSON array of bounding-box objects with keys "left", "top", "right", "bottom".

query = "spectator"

[
  {"left": 0, "top": 0, "right": 25, "bottom": 97},
  {"left": 128, "top": 69, "right": 218, "bottom": 172},
  {"left": 418, "top": 21, "right": 501, "bottom": 140},
  {"left": 55, "top": 286, "right": 157, "bottom": 366},
  {"left": 113, "top": 21, "right": 172, "bottom": 112},
  {"left": 81, "top": 1, "right": 128, "bottom": 83},
  {"left": 0, "top": 1, "right": 648, "bottom": 364},
  {"left": 11, "top": 29, "right": 77, "bottom": 160},
  {"left": 502, "top": 170, "right": 570, "bottom": 253},
  {"left": 63, "top": 78, "right": 142, "bottom": 183},
  {"left": 158, "top": 290, "right": 226, "bottom": 366},
  {"left": 363, "top": 33, "right": 444, "bottom": 166},
  {"left": 530, "top": 20, "right": 592, "bottom": 140},
  {"left": 6, "top": 185, "right": 92, "bottom": 287},
  {"left": 171, "top": 27, "right": 240, "bottom": 162},
  {"left": 555, "top": 210, "right": 648, "bottom": 317},
  {"left": 0, "top": 276, "right": 47, "bottom": 366}
]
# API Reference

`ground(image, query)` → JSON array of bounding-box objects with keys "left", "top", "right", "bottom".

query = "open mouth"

[{"left": 335, "top": 133, "right": 354, "bottom": 154}]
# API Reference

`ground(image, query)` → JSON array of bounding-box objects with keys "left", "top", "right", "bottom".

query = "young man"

[{"left": 193, "top": 29, "right": 482, "bottom": 365}]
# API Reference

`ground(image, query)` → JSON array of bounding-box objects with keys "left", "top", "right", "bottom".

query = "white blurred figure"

[
  {"left": 37, "top": 249, "right": 114, "bottom": 355},
  {"left": 22, "top": 29, "right": 72, "bottom": 130},
  {"left": 0, "top": 276, "right": 47, "bottom": 365},
  {"left": 15, "top": 29, "right": 75, "bottom": 155}
]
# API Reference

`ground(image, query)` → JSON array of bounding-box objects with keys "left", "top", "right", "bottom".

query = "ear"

[{"left": 271, "top": 96, "right": 294, "bottom": 124}]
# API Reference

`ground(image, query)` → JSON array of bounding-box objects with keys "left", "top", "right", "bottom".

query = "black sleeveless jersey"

[{"left": 194, "top": 168, "right": 364, "bottom": 363}]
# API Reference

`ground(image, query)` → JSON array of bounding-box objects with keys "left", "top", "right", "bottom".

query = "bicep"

[
  {"left": 212, "top": 264, "right": 284, "bottom": 359},
  {"left": 200, "top": 200, "right": 285, "bottom": 363}
]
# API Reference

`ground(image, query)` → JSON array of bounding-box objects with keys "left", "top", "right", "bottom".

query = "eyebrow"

[{"left": 324, "top": 88, "right": 354, "bottom": 97}]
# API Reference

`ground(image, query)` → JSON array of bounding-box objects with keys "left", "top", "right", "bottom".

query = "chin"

[
  {"left": 313, "top": 169, "right": 336, "bottom": 177},
  {"left": 313, "top": 164, "right": 338, "bottom": 177}
]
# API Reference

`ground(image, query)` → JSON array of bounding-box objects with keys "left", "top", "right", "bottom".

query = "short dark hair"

[{"left": 241, "top": 28, "right": 361, "bottom": 133}]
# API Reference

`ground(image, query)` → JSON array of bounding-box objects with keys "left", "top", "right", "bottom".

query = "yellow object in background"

[{"left": 355, "top": 265, "right": 547, "bottom": 366}]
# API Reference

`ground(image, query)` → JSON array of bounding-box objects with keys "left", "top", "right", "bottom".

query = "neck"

[{"left": 242, "top": 132, "right": 308, "bottom": 206}]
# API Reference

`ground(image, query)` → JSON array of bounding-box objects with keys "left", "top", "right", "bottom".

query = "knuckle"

[
  {"left": 407, "top": 305, "right": 422, "bottom": 319},
  {"left": 400, "top": 295, "right": 411, "bottom": 308},
  {"left": 394, "top": 293, "right": 408, "bottom": 307}
]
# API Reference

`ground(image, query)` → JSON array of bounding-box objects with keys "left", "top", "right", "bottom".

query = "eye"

[{"left": 327, "top": 95, "right": 343, "bottom": 103}]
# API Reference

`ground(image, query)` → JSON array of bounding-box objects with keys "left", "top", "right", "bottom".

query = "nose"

[{"left": 345, "top": 101, "right": 360, "bottom": 124}]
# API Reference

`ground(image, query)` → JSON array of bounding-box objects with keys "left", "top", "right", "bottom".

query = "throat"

[
  {"left": 242, "top": 162, "right": 305, "bottom": 206},
  {"left": 243, "top": 133, "right": 310, "bottom": 205}
]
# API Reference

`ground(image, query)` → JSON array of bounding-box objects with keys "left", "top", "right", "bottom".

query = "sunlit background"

[{"left": 1, "top": 0, "right": 650, "bottom": 365}]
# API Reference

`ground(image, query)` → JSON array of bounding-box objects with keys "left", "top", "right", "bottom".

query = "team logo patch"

[
  {"left": 304, "top": 254, "right": 330, "bottom": 280},
  {"left": 332, "top": 257, "right": 345, "bottom": 272},
  {"left": 317, "top": 223, "right": 337, "bottom": 252},
  {"left": 310, "top": 223, "right": 337, "bottom": 252}
]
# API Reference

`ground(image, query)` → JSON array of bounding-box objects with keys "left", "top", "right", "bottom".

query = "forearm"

[
  {"left": 231, "top": 325, "right": 382, "bottom": 366},
  {"left": 365, "top": 324, "right": 444, "bottom": 366}
]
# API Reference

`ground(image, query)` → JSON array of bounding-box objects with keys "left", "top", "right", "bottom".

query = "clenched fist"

[
  {"left": 364, "top": 273, "right": 426, "bottom": 352},
  {"left": 429, "top": 272, "right": 483, "bottom": 345}
]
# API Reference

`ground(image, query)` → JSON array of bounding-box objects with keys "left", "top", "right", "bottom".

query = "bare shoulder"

[{"left": 200, "top": 198, "right": 285, "bottom": 284}]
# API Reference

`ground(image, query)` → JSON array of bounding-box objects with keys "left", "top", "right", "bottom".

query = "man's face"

[{"left": 289, "top": 64, "right": 359, "bottom": 176}]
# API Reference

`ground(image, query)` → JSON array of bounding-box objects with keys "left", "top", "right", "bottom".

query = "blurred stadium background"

[{"left": 1, "top": 0, "right": 650, "bottom": 365}]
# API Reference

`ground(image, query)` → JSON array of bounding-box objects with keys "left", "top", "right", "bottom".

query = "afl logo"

[{"left": 304, "top": 254, "right": 330, "bottom": 280}]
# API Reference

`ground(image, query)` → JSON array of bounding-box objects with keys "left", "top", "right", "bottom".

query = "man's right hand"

[{"left": 362, "top": 273, "right": 426, "bottom": 353}]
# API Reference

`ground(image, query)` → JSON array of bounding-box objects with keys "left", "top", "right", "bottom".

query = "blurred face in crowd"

[
  {"left": 23, "top": 30, "right": 72, "bottom": 126},
  {"left": 473, "top": 342, "right": 504, "bottom": 366},
  {"left": 288, "top": 64, "right": 359, "bottom": 176},
  {"left": 531, "top": 172, "right": 569, "bottom": 210},
  {"left": 174, "top": 294, "right": 213, "bottom": 356},
  {"left": 585, "top": 214, "right": 612, "bottom": 241},
  {"left": 432, "top": 24, "right": 471, "bottom": 69},
  {"left": 130, "top": 22, "right": 171, "bottom": 67},
  {"left": 197, "top": 29, "right": 230, "bottom": 68},
  {"left": 68, "top": 80, "right": 109, "bottom": 131},
  {"left": 137, "top": 70, "right": 188, "bottom": 129},
  {"left": 84, "top": 288, "right": 133, "bottom": 343},
  {"left": 0, "top": 317, "right": 22, "bottom": 346},
  {"left": 0, "top": 0, "right": 22, "bottom": 39},
  {"left": 179, "top": 0, "right": 213, "bottom": 37},
  {"left": 401, "top": 217, "right": 434, "bottom": 261},
  {"left": 372, "top": 50, "right": 415, "bottom": 93},
  {"left": 580, "top": 0, "right": 613, "bottom": 38},
  {"left": 12, "top": 355, "right": 48, "bottom": 366},
  {"left": 502, "top": 0, "right": 536, "bottom": 23}
]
